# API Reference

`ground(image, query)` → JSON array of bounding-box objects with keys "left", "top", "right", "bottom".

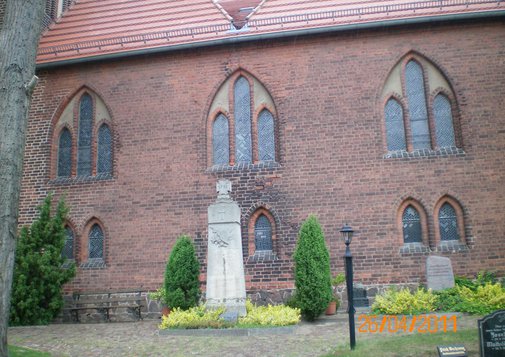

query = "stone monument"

[
  {"left": 426, "top": 256, "right": 455, "bottom": 291},
  {"left": 206, "top": 179, "right": 247, "bottom": 317}
]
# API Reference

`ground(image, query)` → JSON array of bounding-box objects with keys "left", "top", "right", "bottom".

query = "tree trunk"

[{"left": 0, "top": 0, "right": 45, "bottom": 355}]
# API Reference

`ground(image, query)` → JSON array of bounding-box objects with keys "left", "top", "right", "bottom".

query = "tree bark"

[{"left": 0, "top": 0, "right": 45, "bottom": 355}]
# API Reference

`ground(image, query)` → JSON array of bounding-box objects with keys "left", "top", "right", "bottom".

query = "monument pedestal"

[{"left": 206, "top": 180, "right": 246, "bottom": 316}]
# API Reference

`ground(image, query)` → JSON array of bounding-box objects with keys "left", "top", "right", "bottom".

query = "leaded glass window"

[
  {"left": 57, "top": 128, "right": 72, "bottom": 177},
  {"left": 258, "top": 109, "right": 276, "bottom": 161},
  {"left": 88, "top": 224, "right": 104, "bottom": 259},
  {"left": 405, "top": 60, "right": 431, "bottom": 149},
  {"left": 77, "top": 93, "right": 93, "bottom": 176},
  {"left": 254, "top": 214, "right": 273, "bottom": 251},
  {"left": 433, "top": 94, "right": 456, "bottom": 148},
  {"left": 439, "top": 203, "right": 460, "bottom": 241},
  {"left": 62, "top": 226, "right": 74, "bottom": 260},
  {"left": 402, "top": 205, "right": 422, "bottom": 243},
  {"left": 385, "top": 98, "right": 406, "bottom": 151},
  {"left": 97, "top": 124, "right": 112, "bottom": 175},
  {"left": 234, "top": 76, "right": 252, "bottom": 163},
  {"left": 212, "top": 114, "right": 229, "bottom": 165}
]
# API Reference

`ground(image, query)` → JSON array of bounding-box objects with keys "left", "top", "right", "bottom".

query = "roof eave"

[{"left": 36, "top": 10, "right": 505, "bottom": 70}]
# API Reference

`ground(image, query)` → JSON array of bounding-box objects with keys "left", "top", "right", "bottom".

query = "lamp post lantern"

[{"left": 340, "top": 224, "right": 355, "bottom": 350}]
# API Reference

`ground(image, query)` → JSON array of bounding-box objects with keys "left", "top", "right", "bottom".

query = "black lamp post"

[{"left": 340, "top": 224, "right": 355, "bottom": 350}]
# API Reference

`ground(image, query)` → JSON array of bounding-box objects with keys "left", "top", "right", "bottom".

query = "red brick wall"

[{"left": 21, "top": 19, "right": 505, "bottom": 293}]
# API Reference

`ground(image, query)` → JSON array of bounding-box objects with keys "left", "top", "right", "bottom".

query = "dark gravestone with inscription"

[
  {"left": 479, "top": 310, "right": 505, "bottom": 357},
  {"left": 426, "top": 256, "right": 455, "bottom": 291}
]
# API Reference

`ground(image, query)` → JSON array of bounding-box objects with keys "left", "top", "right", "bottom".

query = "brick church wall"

[{"left": 21, "top": 19, "right": 505, "bottom": 294}]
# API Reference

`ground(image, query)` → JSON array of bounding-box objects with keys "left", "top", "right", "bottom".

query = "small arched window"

[
  {"left": 88, "top": 224, "right": 104, "bottom": 259},
  {"left": 384, "top": 98, "right": 406, "bottom": 151},
  {"left": 234, "top": 76, "right": 252, "bottom": 163},
  {"left": 62, "top": 226, "right": 74, "bottom": 260},
  {"left": 402, "top": 205, "right": 422, "bottom": 243},
  {"left": 97, "top": 124, "right": 112, "bottom": 175},
  {"left": 212, "top": 114, "right": 230, "bottom": 165},
  {"left": 257, "top": 109, "right": 276, "bottom": 161},
  {"left": 57, "top": 128, "right": 72, "bottom": 177},
  {"left": 439, "top": 203, "right": 460, "bottom": 241},
  {"left": 254, "top": 214, "right": 273, "bottom": 251},
  {"left": 405, "top": 60, "right": 430, "bottom": 149},
  {"left": 77, "top": 93, "right": 93, "bottom": 176},
  {"left": 433, "top": 94, "right": 456, "bottom": 148}
]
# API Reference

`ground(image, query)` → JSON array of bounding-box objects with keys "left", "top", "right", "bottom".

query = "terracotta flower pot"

[
  {"left": 161, "top": 305, "right": 171, "bottom": 317},
  {"left": 325, "top": 301, "right": 337, "bottom": 315}
]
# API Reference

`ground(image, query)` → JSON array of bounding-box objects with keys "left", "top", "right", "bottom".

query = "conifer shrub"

[
  {"left": 293, "top": 215, "right": 332, "bottom": 321},
  {"left": 164, "top": 235, "right": 201, "bottom": 310},
  {"left": 10, "top": 194, "right": 76, "bottom": 326}
]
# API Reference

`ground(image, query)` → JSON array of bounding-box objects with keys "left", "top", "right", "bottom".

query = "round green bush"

[
  {"left": 164, "top": 235, "right": 201, "bottom": 310},
  {"left": 293, "top": 215, "right": 332, "bottom": 321}
]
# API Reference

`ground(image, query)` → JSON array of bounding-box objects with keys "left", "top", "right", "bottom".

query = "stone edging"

[{"left": 158, "top": 325, "right": 296, "bottom": 336}]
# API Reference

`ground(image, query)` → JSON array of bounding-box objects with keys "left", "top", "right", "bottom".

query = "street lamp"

[{"left": 340, "top": 224, "right": 355, "bottom": 350}]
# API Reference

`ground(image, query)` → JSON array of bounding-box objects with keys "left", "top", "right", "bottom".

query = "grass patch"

[
  {"left": 323, "top": 329, "right": 478, "bottom": 357},
  {"left": 8, "top": 345, "right": 51, "bottom": 357}
]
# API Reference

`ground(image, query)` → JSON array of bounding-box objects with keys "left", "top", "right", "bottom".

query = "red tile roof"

[{"left": 37, "top": 0, "right": 505, "bottom": 65}]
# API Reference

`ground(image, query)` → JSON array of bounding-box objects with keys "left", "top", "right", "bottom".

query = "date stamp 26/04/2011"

[{"left": 357, "top": 314, "right": 457, "bottom": 334}]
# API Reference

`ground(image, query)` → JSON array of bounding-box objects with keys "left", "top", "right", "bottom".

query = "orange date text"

[{"left": 357, "top": 314, "right": 457, "bottom": 333}]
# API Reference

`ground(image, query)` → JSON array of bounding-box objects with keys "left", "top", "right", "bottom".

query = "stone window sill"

[
  {"left": 247, "top": 250, "right": 277, "bottom": 262},
  {"left": 434, "top": 241, "right": 469, "bottom": 253},
  {"left": 399, "top": 243, "right": 431, "bottom": 255},
  {"left": 207, "top": 161, "right": 280, "bottom": 173},
  {"left": 62, "top": 259, "right": 76, "bottom": 269},
  {"left": 384, "top": 146, "right": 465, "bottom": 159},
  {"left": 49, "top": 173, "right": 114, "bottom": 186},
  {"left": 80, "top": 258, "right": 106, "bottom": 269}
]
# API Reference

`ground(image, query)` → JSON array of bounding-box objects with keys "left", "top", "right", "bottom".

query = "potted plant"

[
  {"left": 148, "top": 287, "right": 170, "bottom": 317},
  {"left": 326, "top": 273, "right": 345, "bottom": 315}
]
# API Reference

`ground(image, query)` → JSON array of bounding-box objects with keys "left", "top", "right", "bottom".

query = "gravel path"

[{"left": 8, "top": 313, "right": 479, "bottom": 357}]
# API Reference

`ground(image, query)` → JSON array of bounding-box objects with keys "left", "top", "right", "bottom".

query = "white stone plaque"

[{"left": 426, "top": 256, "right": 455, "bottom": 291}]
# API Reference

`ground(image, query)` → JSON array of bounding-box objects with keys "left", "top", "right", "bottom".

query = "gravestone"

[
  {"left": 426, "top": 256, "right": 455, "bottom": 291},
  {"left": 206, "top": 179, "right": 247, "bottom": 316},
  {"left": 479, "top": 310, "right": 505, "bottom": 357}
]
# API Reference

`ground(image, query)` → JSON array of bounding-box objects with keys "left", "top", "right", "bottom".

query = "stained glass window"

[
  {"left": 405, "top": 60, "right": 431, "bottom": 149},
  {"left": 254, "top": 214, "right": 273, "bottom": 251},
  {"left": 97, "top": 124, "right": 112, "bottom": 175},
  {"left": 439, "top": 203, "right": 460, "bottom": 241},
  {"left": 88, "top": 224, "right": 104, "bottom": 259},
  {"left": 57, "top": 128, "right": 72, "bottom": 177},
  {"left": 77, "top": 93, "right": 93, "bottom": 176},
  {"left": 62, "top": 226, "right": 74, "bottom": 260},
  {"left": 385, "top": 98, "right": 407, "bottom": 151},
  {"left": 434, "top": 94, "right": 456, "bottom": 148},
  {"left": 257, "top": 110, "right": 276, "bottom": 161},
  {"left": 402, "top": 205, "right": 422, "bottom": 243},
  {"left": 234, "top": 76, "right": 252, "bottom": 163},
  {"left": 212, "top": 114, "right": 229, "bottom": 165}
]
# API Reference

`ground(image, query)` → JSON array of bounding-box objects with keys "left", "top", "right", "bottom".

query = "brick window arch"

[
  {"left": 208, "top": 71, "right": 278, "bottom": 167},
  {"left": 254, "top": 214, "right": 273, "bottom": 251},
  {"left": 381, "top": 54, "right": 461, "bottom": 154},
  {"left": 397, "top": 198, "right": 429, "bottom": 248},
  {"left": 51, "top": 88, "right": 114, "bottom": 180},
  {"left": 62, "top": 225, "right": 75, "bottom": 260},
  {"left": 80, "top": 219, "right": 107, "bottom": 268},
  {"left": 212, "top": 113, "right": 230, "bottom": 165},
  {"left": 434, "top": 196, "right": 466, "bottom": 247},
  {"left": 57, "top": 127, "right": 72, "bottom": 177}
]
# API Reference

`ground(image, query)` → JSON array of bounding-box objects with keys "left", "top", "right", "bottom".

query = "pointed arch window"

[
  {"left": 62, "top": 226, "right": 74, "bottom": 260},
  {"left": 88, "top": 224, "right": 104, "bottom": 259},
  {"left": 254, "top": 214, "right": 273, "bottom": 251},
  {"left": 382, "top": 55, "right": 460, "bottom": 154},
  {"left": 208, "top": 73, "right": 278, "bottom": 167},
  {"left": 402, "top": 205, "right": 422, "bottom": 243},
  {"left": 433, "top": 94, "right": 456, "bottom": 148},
  {"left": 438, "top": 203, "right": 460, "bottom": 241},
  {"left": 212, "top": 114, "right": 230, "bottom": 165},
  {"left": 234, "top": 76, "right": 252, "bottom": 163},
  {"left": 57, "top": 128, "right": 72, "bottom": 177},
  {"left": 385, "top": 98, "right": 406, "bottom": 151},
  {"left": 258, "top": 109, "right": 276, "bottom": 161},
  {"left": 77, "top": 93, "right": 93, "bottom": 176},
  {"left": 97, "top": 124, "right": 112, "bottom": 175}
]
